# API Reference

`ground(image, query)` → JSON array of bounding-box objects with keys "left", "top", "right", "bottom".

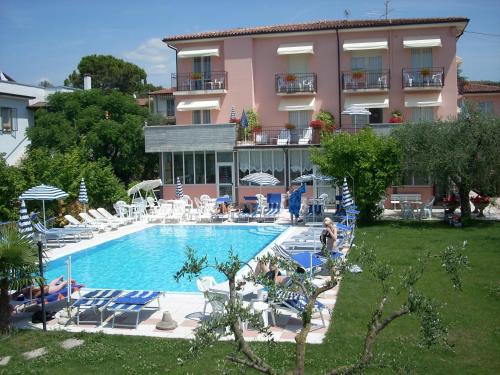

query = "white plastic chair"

[
  {"left": 404, "top": 73, "right": 413, "bottom": 87},
  {"left": 298, "top": 128, "right": 312, "bottom": 145},
  {"left": 196, "top": 276, "right": 217, "bottom": 315}
]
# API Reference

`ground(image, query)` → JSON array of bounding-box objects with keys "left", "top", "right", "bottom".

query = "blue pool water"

[{"left": 45, "top": 225, "right": 285, "bottom": 292}]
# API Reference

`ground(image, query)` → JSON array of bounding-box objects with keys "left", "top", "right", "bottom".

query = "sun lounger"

[
  {"left": 106, "top": 290, "right": 162, "bottom": 328},
  {"left": 72, "top": 289, "right": 123, "bottom": 325},
  {"left": 33, "top": 222, "right": 89, "bottom": 246},
  {"left": 79, "top": 212, "right": 117, "bottom": 230},
  {"left": 64, "top": 214, "right": 101, "bottom": 232},
  {"left": 89, "top": 209, "right": 124, "bottom": 227},
  {"left": 98, "top": 207, "right": 132, "bottom": 225},
  {"left": 270, "top": 289, "right": 329, "bottom": 329}
]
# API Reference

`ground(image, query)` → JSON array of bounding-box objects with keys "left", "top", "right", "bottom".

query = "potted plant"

[
  {"left": 315, "top": 110, "right": 336, "bottom": 131},
  {"left": 420, "top": 68, "right": 431, "bottom": 78},
  {"left": 285, "top": 74, "right": 297, "bottom": 82},
  {"left": 309, "top": 120, "right": 324, "bottom": 129},
  {"left": 246, "top": 109, "right": 261, "bottom": 133},
  {"left": 284, "top": 123, "right": 296, "bottom": 130},
  {"left": 190, "top": 72, "right": 202, "bottom": 80},
  {"left": 352, "top": 70, "right": 365, "bottom": 80},
  {"left": 470, "top": 195, "right": 491, "bottom": 217},
  {"left": 389, "top": 109, "right": 403, "bottom": 123},
  {"left": 229, "top": 118, "right": 241, "bottom": 125}
]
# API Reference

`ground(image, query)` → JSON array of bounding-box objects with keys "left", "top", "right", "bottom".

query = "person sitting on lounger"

[
  {"left": 13, "top": 275, "right": 79, "bottom": 300},
  {"left": 255, "top": 260, "right": 293, "bottom": 286}
]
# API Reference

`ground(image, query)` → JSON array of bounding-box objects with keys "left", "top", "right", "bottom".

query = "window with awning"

[
  {"left": 344, "top": 95, "right": 389, "bottom": 109},
  {"left": 404, "top": 93, "right": 442, "bottom": 107},
  {"left": 177, "top": 100, "right": 220, "bottom": 111},
  {"left": 177, "top": 46, "right": 220, "bottom": 58},
  {"left": 403, "top": 37, "right": 442, "bottom": 48},
  {"left": 278, "top": 97, "right": 315, "bottom": 111},
  {"left": 277, "top": 43, "right": 314, "bottom": 55},
  {"left": 343, "top": 38, "right": 388, "bottom": 51}
]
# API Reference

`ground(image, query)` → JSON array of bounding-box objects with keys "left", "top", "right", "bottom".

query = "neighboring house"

[
  {"left": 461, "top": 81, "right": 500, "bottom": 117},
  {"left": 144, "top": 17, "right": 468, "bottom": 203},
  {"left": 0, "top": 73, "right": 76, "bottom": 165},
  {"left": 148, "top": 88, "right": 175, "bottom": 124}
]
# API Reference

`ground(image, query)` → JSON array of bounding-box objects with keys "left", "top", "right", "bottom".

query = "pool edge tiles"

[{"left": 45, "top": 224, "right": 289, "bottom": 292}]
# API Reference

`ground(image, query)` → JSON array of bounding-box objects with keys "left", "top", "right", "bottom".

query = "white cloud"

[{"left": 123, "top": 38, "right": 175, "bottom": 85}]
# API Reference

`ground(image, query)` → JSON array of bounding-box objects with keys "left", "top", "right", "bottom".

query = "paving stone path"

[
  {"left": 0, "top": 356, "right": 11, "bottom": 366},
  {"left": 60, "top": 338, "right": 85, "bottom": 350},
  {"left": 23, "top": 347, "right": 47, "bottom": 360}
]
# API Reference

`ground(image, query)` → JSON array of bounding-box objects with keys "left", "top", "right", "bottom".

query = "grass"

[{"left": 1, "top": 221, "right": 499, "bottom": 374}]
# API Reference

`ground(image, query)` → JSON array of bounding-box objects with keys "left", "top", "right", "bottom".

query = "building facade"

[
  {"left": 0, "top": 76, "right": 76, "bottom": 165},
  {"left": 461, "top": 81, "right": 500, "bottom": 117},
  {"left": 144, "top": 17, "right": 468, "bottom": 204}
]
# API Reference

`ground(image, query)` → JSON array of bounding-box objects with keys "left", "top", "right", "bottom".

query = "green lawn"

[{"left": 1, "top": 221, "right": 499, "bottom": 374}]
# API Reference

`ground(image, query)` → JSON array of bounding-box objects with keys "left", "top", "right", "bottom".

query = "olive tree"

[
  {"left": 392, "top": 104, "right": 500, "bottom": 220},
  {"left": 175, "top": 241, "right": 468, "bottom": 374}
]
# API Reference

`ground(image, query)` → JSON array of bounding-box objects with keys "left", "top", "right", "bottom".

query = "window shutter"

[{"left": 12, "top": 108, "right": 18, "bottom": 131}]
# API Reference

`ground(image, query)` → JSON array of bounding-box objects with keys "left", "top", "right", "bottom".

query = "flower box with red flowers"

[
  {"left": 310, "top": 120, "right": 324, "bottom": 129},
  {"left": 470, "top": 195, "right": 491, "bottom": 204},
  {"left": 285, "top": 74, "right": 297, "bottom": 82},
  {"left": 230, "top": 118, "right": 241, "bottom": 125},
  {"left": 389, "top": 117, "right": 403, "bottom": 123}
]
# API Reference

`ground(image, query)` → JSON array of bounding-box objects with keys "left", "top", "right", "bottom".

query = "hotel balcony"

[
  {"left": 275, "top": 73, "right": 317, "bottom": 95},
  {"left": 402, "top": 67, "right": 444, "bottom": 90},
  {"left": 342, "top": 70, "right": 390, "bottom": 93},
  {"left": 236, "top": 127, "right": 322, "bottom": 147},
  {"left": 172, "top": 71, "right": 228, "bottom": 96}
]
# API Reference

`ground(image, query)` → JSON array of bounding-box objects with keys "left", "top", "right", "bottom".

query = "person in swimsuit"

[
  {"left": 13, "top": 275, "right": 77, "bottom": 299},
  {"left": 255, "top": 260, "right": 290, "bottom": 286},
  {"left": 320, "top": 217, "right": 338, "bottom": 251}
]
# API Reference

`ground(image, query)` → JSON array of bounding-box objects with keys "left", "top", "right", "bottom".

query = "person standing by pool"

[{"left": 288, "top": 183, "right": 306, "bottom": 225}]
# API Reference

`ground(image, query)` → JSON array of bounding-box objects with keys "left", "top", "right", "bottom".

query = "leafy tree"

[
  {"left": 19, "top": 147, "right": 127, "bottom": 219},
  {"left": 0, "top": 225, "right": 41, "bottom": 333},
  {"left": 311, "top": 129, "right": 401, "bottom": 222},
  {"left": 27, "top": 90, "right": 153, "bottom": 183},
  {"left": 392, "top": 104, "right": 500, "bottom": 220},
  {"left": 63, "top": 55, "right": 160, "bottom": 95},
  {"left": 175, "top": 240, "right": 468, "bottom": 374},
  {"left": 0, "top": 157, "right": 28, "bottom": 222}
]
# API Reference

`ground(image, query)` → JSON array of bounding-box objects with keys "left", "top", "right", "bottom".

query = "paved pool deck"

[{"left": 12, "top": 216, "right": 343, "bottom": 344}]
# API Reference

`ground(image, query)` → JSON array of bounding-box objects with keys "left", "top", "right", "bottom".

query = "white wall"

[{"left": 0, "top": 96, "right": 33, "bottom": 165}]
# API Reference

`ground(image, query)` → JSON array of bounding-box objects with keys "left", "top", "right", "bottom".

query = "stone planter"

[{"left": 312, "top": 128, "right": 321, "bottom": 144}]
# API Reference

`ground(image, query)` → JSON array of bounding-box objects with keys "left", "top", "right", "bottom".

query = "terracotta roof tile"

[
  {"left": 149, "top": 88, "right": 174, "bottom": 95},
  {"left": 164, "top": 17, "right": 468, "bottom": 42},
  {"left": 462, "top": 82, "right": 500, "bottom": 94}
]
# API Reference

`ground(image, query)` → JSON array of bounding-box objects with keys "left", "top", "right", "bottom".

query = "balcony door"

[
  {"left": 351, "top": 51, "right": 382, "bottom": 87},
  {"left": 193, "top": 57, "right": 211, "bottom": 89},
  {"left": 217, "top": 163, "right": 234, "bottom": 199}
]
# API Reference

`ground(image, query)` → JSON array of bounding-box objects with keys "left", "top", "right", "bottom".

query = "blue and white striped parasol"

[
  {"left": 341, "top": 177, "right": 354, "bottom": 208},
  {"left": 292, "top": 174, "right": 333, "bottom": 184},
  {"left": 175, "top": 177, "right": 184, "bottom": 199},
  {"left": 19, "top": 184, "right": 69, "bottom": 226},
  {"left": 18, "top": 200, "right": 33, "bottom": 241},
  {"left": 78, "top": 178, "right": 88, "bottom": 205},
  {"left": 241, "top": 172, "right": 279, "bottom": 186},
  {"left": 229, "top": 106, "right": 236, "bottom": 122}
]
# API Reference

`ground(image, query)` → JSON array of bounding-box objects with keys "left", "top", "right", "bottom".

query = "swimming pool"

[{"left": 45, "top": 225, "right": 286, "bottom": 292}]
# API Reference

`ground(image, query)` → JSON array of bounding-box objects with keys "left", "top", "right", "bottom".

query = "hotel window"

[
  {"left": 166, "top": 97, "right": 175, "bottom": 116},
  {"left": 192, "top": 110, "right": 211, "bottom": 124},
  {"left": 1, "top": 107, "right": 17, "bottom": 133},
  {"left": 238, "top": 150, "right": 285, "bottom": 184},
  {"left": 163, "top": 151, "right": 217, "bottom": 184},
  {"left": 288, "top": 111, "right": 310, "bottom": 129},
  {"left": 289, "top": 150, "right": 313, "bottom": 185},
  {"left": 411, "top": 48, "right": 433, "bottom": 69},
  {"left": 411, "top": 108, "right": 434, "bottom": 123},
  {"left": 479, "top": 101, "right": 494, "bottom": 114}
]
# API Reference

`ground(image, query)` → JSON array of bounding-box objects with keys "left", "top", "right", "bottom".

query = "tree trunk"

[
  {"left": 0, "top": 278, "right": 11, "bottom": 334},
  {"left": 458, "top": 184, "right": 471, "bottom": 220}
]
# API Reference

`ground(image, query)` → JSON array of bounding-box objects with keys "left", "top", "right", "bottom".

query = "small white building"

[{"left": 0, "top": 72, "right": 76, "bottom": 165}]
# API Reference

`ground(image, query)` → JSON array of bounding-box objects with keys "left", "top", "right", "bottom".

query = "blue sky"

[{"left": 1, "top": 0, "right": 499, "bottom": 86}]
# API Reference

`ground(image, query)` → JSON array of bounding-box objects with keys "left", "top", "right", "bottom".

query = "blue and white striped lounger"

[
  {"left": 72, "top": 289, "right": 123, "bottom": 325},
  {"left": 272, "top": 290, "right": 329, "bottom": 329},
  {"left": 106, "top": 291, "right": 162, "bottom": 328}
]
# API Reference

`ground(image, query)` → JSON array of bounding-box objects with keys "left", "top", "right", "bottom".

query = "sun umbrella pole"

[{"left": 42, "top": 200, "right": 46, "bottom": 226}]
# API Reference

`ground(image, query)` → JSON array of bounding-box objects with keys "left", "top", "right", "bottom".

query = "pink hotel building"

[{"left": 144, "top": 17, "right": 469, "bottom": 204}]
